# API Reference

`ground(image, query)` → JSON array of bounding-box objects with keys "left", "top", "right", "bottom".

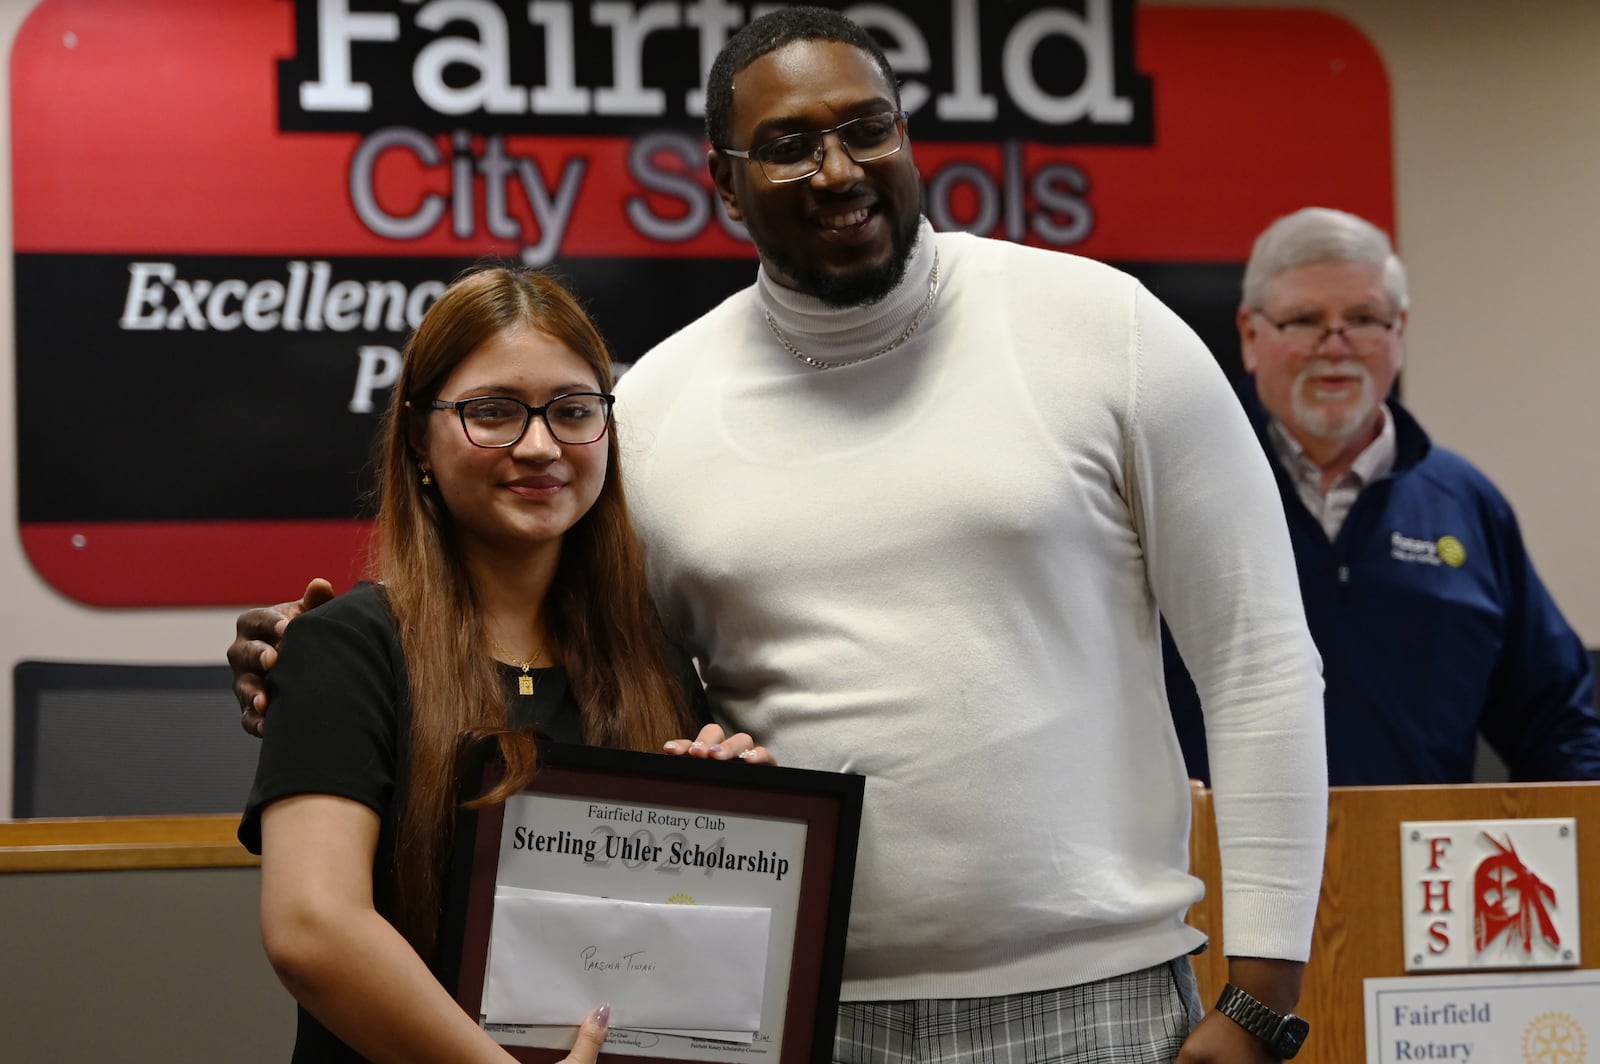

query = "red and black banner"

[{"left": 11, "top": 0, "right": 1393, "bottom": 605}]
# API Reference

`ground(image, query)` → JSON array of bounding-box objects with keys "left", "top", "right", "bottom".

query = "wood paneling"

[
  {"left": 0, "top": 813, "right": 258, "bottom": 871},
  {"left": 1186, "top": 779, "right": 1228, "bottom": 1003}
]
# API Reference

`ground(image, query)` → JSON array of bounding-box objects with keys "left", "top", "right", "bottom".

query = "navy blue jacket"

[{"left": 1167, "top": 385, "right": 1600, "bottom": 785}]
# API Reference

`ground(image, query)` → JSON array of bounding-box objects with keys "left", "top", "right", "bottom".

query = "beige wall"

[
  {"left": 1, "top": 0, "right": 1597, "bottom": 811},
  {"left": 1158, "top": 0, "right": 1600, "bottom": 641}
]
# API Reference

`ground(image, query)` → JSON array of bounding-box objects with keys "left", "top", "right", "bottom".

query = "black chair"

[{"left": 12, "top": 661, "right": 258, "bottom": 818}]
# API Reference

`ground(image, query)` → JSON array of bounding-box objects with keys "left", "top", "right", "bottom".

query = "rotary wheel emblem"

[
  {"left": 1436, "top": 535, "right": 1467, "bottom": 567},
  {"left": 1523, "top": 1012, "right": 1586, "bottom": 1064}
]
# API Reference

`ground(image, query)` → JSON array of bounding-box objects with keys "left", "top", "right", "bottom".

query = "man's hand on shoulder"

[{"left": 229, "top": 578, "right": 335, "bottom": 737}]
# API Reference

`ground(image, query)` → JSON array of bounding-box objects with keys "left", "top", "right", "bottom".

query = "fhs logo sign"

[
  {"left": 1401, "top": 818, "right": 1580, "bottom": 972},
  {"left": 1475, "top": 833, "right": 1561, "bottom": 956}
]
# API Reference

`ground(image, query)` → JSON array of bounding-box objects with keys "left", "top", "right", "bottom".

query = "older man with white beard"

[{"left": 1167, "top": 206, "right": 1600, "bottom": 786}]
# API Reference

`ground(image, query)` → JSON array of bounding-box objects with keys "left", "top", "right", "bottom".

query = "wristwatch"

[{"left": 1214, "top": 983, "right": 1310, "bottom": 1059}]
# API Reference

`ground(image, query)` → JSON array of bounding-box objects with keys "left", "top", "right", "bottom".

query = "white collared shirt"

[{"left": 1267, "top": 408, "right": 1397, "bottom": 540}]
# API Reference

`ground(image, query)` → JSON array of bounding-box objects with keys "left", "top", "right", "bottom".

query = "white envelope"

[{"left": 482, "top": 887, "right": 771, "bottom": 1032}]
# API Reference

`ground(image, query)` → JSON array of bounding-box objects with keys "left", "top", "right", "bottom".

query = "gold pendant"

[{"left": 518, "top": 674, "right": 535, "bottom": 696}]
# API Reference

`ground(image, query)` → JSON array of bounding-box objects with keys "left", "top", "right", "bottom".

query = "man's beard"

[
  {"left": 754, "top": 207, "right": 921, "bottom": 308},
  {"left": 1291, "top": 360, "right": 1378, "bottom": 440}
]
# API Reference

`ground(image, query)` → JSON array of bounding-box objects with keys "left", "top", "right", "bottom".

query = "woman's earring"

[{"left": 420, "top": 468, "right": 433, "bottom": 486}]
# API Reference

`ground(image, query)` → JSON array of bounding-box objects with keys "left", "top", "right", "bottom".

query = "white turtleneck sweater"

[{"left": 615, "top": 221, "right": 1327, "bottom": 1002}]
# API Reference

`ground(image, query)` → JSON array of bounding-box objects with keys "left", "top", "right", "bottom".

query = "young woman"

[{"left": 238, "top": 266, "right": 768, "bottom": 1063}]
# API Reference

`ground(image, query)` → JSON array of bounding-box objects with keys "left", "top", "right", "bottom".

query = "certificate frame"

[{"left": 437, "top": 741, "right": 864, "bottom": 1064}]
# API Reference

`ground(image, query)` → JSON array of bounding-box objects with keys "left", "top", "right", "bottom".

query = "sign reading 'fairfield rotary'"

[
  {"left": 1366, "top": 970, "right": 1598, "bottom": 1064},
  {"left": 1400, "top": 818, "right": 1581, "bottom": 973},
  {"left": 10, "top": 0, "right": 1393, "bottom": 605}
]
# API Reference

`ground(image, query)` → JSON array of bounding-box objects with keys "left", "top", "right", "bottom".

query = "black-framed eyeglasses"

[
  {"left": 1254, "top": 311, "right": 1398, "bottom": 352},
  {"left": 719, "top": 110, "right": 908, "bottom": 184},
  {"left": 411, "top": 392, "right": 615, "bottom": 447}
]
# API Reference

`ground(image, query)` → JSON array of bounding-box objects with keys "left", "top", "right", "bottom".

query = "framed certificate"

[{"left": 437, "top": 741, "right": 864, "bottom": 1064}]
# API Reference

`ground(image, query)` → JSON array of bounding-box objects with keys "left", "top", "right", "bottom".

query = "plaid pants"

[{"left": 833, "top": 958, "right": 1203, "bottom": 1064}]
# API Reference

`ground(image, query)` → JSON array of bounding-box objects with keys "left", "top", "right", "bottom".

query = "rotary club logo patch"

[
  {"left": 1523, "top": 1011, "right": 1585, "bottom": 1064},
  {"left": 1437, "top": 535, "right": 1467, "bottom": 567},
  {"left": 666, "top": 893, "right": 696, "bottom": 905}
]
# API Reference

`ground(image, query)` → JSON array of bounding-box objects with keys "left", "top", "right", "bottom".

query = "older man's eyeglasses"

[
  {"left": 412, "top": 393, "right": 615, "bottom": 448},
  {"left": 720, "top": 111, "right": 908, "bottom": 184},
  {"left": 1255, "top": 311, "right": 1398, "bottom": 352}
]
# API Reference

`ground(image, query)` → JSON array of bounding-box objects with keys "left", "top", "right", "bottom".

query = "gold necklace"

[{"left": 490, "top": 637, "right": 544, "bottom": 696}]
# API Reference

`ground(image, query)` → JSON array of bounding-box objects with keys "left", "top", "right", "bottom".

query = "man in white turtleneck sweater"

[
  {"left": 228, "top": 7, "right": 1326, "bottom": 1062},
  {"left": 624, "top": 8, "right": 1326, "bottom": 1064}
]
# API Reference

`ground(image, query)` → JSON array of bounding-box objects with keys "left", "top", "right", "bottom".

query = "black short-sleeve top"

[{"left": 236, "top": 581, "right": 709, "bottom": 1062}]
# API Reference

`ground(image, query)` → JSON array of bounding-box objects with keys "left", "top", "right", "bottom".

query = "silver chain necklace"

[{"left": 765, "top": 252, "right": 941, "bottom": 370}]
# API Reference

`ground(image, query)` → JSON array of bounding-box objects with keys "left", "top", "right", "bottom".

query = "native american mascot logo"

[{"left": 1474, "top": 832, "right": 1561, "bottom": 956}]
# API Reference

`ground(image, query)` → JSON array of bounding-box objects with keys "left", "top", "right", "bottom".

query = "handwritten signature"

[{"left": 581, "top": 945, "right": 658, "bottom": 973}]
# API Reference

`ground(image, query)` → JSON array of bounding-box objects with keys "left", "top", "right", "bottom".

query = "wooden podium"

[{"left": 1188, "top": 781, "right": 1600, "bottom": 1063}]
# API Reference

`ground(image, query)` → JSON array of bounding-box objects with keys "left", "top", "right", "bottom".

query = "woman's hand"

[
  {"left": 558, "top": 1005, "right": 612, "bottom": 1064},
  {"left": 663, "top": 723, "right": 776, "bottom": 764}
]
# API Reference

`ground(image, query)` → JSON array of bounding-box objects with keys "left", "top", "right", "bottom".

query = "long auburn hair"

[{"left": 372, "top": 265, "right": 696, "bottom": 956}]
